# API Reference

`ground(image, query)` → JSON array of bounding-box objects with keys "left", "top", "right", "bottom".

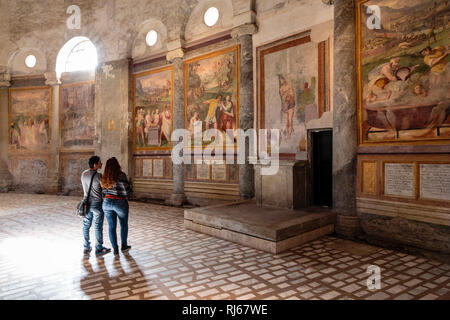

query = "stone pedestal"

[
  {"left": 333, "top": 0, "right": 362, "bottom": 238},
  {"left": 255, "top": 161, "right": 309, "bottom": 210}
]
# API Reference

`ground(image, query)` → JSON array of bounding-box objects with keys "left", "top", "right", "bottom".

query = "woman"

[{"left": 101, "top": 157, "right": 132, "bottom": 255}]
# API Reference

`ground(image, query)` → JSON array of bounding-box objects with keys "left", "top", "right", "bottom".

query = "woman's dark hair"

[
  {"left": 89, "top": 156, "right": 101, "bottom": 169},
  {"left": 101, "top": 157, "right": 121, "bottom": 189}
]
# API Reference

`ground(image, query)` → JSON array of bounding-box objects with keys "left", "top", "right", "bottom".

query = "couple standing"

[{"left": 81, "top": 156, "right": 132, "bottom": 256}]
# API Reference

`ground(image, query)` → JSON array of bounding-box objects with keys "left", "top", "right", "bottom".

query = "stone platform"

[{"left": 184, "top": 200, "right": 336, "bottom": 254}]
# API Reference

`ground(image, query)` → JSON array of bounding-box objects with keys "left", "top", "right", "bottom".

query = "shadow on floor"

[{"left": 79, "top": 253, "right": 157, "bottom": 300}]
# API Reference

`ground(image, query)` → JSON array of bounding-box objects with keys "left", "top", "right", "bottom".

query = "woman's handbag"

[{"left": 77, "top": 172, "right": 97, "bottom": 217}]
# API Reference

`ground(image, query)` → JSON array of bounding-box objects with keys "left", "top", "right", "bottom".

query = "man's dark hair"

[{"left": 89, "top": 156, "right": 101, "bottom": 169}]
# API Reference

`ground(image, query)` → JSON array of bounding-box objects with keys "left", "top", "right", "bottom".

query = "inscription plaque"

[
  {"left": 420, "top": 164, "right": 450, "bottom": 201},
  {"left": 142, "top": 159, "right": 153, "bottom": 177},
  {"left": 197, "top": 163, "right": 210, "bottom": 180},
  {"left": 384, "top": 163, "right": 414, "bottom": 197},
  {"left": 153, "top": 159, "right": 164, "bottom": 177},
  {"left": 212, "top": 163, "right": 227, "bottom": 181}
]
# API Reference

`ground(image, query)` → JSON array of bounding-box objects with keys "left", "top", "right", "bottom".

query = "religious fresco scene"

[
  {"left": 0, "top": 0, "right": 449, "bottom": 305},
  {"left": 60, "top": 83, "right": 95, "bottom": 149},
  {"left": 134, "top": 68, "right": 173, "bottom": 149},
  {"left": 359, "top": 0, "right": 450, "bottom": 143},
  {"left": 261, "top": 38, "right": 320, "bottom": 155},
  {"left": 185, "top": 48, "right": 238, "bottom": 148},
  {"left": 9, "top": 88, "right": 51, "bottom": 151}
]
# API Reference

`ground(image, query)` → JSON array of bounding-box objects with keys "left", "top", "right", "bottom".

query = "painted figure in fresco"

[
  {"left": 136, "top": 108, "right": 145, "bottom": 146},
  {"left": 219, "top": 95, "right": 235, "bottom": 131},
  {"left": 144, "top": 109, "right": 153, "bottom": 140},
  {"left": 301, "top": 78, "right": 317, "bottom": 123},
  {"left": 278, "top": 75, "right": 295, "bottom": 139},
  {"left": 203, "top": 94, "right": 222, "bottom": 130},
  {"left": 150, "top": 109, "right": 161, "bottom": 128},
  {"left": 189, "top": 111, "right": 201, "bottom": 138},
  {"left": 367, "top": 58, "right": 401, "bottom": 102},
  {"left": 160, "top": 104, "right": 172, "bottom": 146},
  {"left": 412, "top": 84, "right": 429, "bottom": 98},
  {"left": 219, "top": 95, "right": 235, "bottom": 141},
  {"left": 420, "top": 46, "right": 449, "bottom": 86}
]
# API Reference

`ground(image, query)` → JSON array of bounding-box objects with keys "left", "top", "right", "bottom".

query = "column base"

[
  {"left": 0, "top": 160, "right": 12, "bottom": 193},
  {"left": 165, "top": 193, "right": 187, "bottom": 207},
  {"left": 335, "top": 214, "right": 363, "bottom": 239},
  {"left": 45, "top": 172, "right": 60, "bottom": 195}
]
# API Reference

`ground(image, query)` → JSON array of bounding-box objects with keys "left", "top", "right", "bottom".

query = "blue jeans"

[
  {"left": 82, "top": 203, "right": 104, "bottom": 251},
  {"left": 103, "top": 199, "right": 129, "bottom": 250}
]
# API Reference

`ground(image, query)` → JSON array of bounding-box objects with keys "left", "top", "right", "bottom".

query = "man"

[
  {"left": 367, "top": 57, "right": 401, "bottom": 102},
  {"left": 420, "top": 46, "right": 449, "bottom": 86},
  {"left": 81, "top": 156, "right": 111, "bottom": 256},
  {"left": 203, "top": 94, "right": 222, "bottom": 130},
  {"left": 278, "top": 75, "right": 295, "bottom": 139}
]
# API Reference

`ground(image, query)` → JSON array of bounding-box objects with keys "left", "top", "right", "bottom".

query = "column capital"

[
  {"left": 0, "top": 72, "right": 11, "bottom": 87},
  {"left": 231, "top": 23, "right": 258, "bottom": 39},
  {"left": 44, "top": 72, "right": 61, "bottom": 86},
  {"left": 166, "top": 48, "right": 185, "bottom": 63}
]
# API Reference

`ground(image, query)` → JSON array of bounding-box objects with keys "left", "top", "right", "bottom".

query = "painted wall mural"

[
  {"left": 133, "top": 66, "right": 174, "bottom": 150},
  {"left": 258, "top": 35, "right": 328, "bottom": 156},
  {"left": 60, "top": 82, "right": 95, "bottom": 150},
  {"left": 9, "top": 87, "right": 52, "bottom": 151},
  {"left": 357, "top": 0, "right": 450, "bottom": 145},
  {"left": 185, "top": 46, "right": 239, "bottom": 148}
]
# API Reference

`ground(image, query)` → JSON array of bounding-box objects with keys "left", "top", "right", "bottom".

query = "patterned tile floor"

[{"left": 0, "top": 193, "right": 449, "bottom": 300}]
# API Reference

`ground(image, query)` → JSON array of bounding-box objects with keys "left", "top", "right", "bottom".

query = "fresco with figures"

[
  {"left": 133, "top": 67, "right": 173, "bottom": 150},
  {"left": 60, "top": 82, "right": 95, "bottom": 150},
  {"left": 357, "top": 0, "right": 450, "bottom": 144},
  {"left": 9, "top": 87, "right": 51, "bottom": 151},
  {"left": 259, "top": 35, "right": 327, "bottom": 156},
  {"left": 185, "top": 46, "right": 239, "bottom": 148}
]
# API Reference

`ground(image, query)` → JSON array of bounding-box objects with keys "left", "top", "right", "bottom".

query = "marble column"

[
  {"left": 45, "top": 72, "right": 61, "bottom": 194},
  {"left": 232, "top": 24, "right": 257, "bottom": 199},
  {"left": 333, "top": 0, "right": 362, "bottom": 238},
  {"left": 0, "top": 70, "right": 12, "bottom": 192},
  {"left": 166, "top": 50, "right": 186, "bottom": 206}
]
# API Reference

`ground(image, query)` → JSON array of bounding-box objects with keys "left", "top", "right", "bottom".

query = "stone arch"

[
  {"left": 184, "top": 0, "right": 234, "bottom": 44},
  {"left": 55, "top": 36, "right": 98, "bottom": 76},
  {"left": 7, "top": 47, "right": 47, "bottom": 76},
  {"left": 130, "top": 18, "right": 168, "bottom": 60}
]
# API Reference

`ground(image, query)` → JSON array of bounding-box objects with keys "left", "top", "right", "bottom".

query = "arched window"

[{"left": 56, "top": 36, "right": 97, "bottom": 77}]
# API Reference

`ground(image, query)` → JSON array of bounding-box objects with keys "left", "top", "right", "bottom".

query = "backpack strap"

[{"left": 85, "top": 172, "right": 97, "bottom": 202}]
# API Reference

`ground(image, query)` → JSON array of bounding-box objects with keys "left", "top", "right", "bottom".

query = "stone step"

[{"left": 184, "top": 200, "right": 336, "bottom": 254}]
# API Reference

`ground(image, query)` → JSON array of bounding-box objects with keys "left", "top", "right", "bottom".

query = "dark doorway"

[{"left": 312, "top": 130, "right": 332, "bottom": 207}]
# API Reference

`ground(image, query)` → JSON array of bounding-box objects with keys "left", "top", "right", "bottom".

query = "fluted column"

[
  {"left": 44, "top": 72, "right": 61, "bottom": 194},
  {"left": 166, "top": 49, "right": 186, "bottom": 206},
  {"left": 333, "top": 0, "right": 362, "bottom": 238},
  {"left": 232, "top": 24, "right": 257, "bottom": 199},
  {"left": 0, "top": 69, "right": 12, "bottom": 192}
]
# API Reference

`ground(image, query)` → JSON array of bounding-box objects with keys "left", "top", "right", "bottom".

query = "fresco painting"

[
  {"left": 134, "top": 67, "right": 173, "bottom": 150},
  {"left": 260, "top": 36, "right": 324, "bottom": 155},
  {"left": 9, "top": 87, "right": 51, "bottom": 151},
  {"left": 185, "top": 46, "right": 239, "bottom": 148},
  {"left": 60, "top": 82, "right": 95, "bottom": 149},
  {"left": 358, "top": 0, "right": 450, "bottom": 144}
]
